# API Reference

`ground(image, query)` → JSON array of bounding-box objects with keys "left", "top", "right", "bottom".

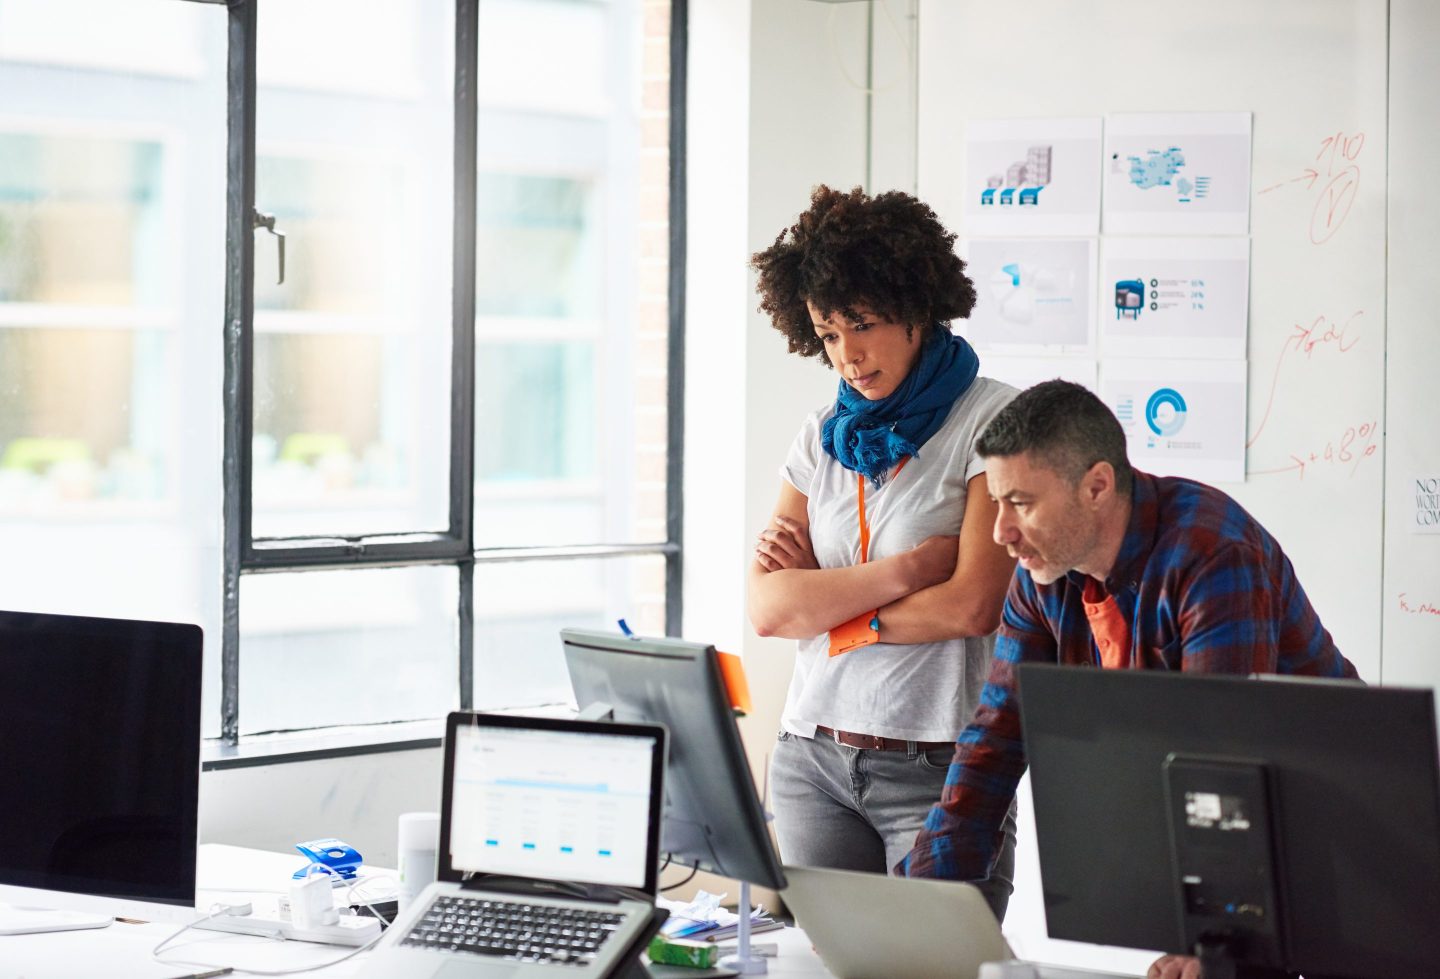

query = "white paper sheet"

[
  {"left": 960, "top": 238, "right": 1096, "bottom": 354},
  {"left": 1411, "top": 475, "right": 1440, "bottom": 535},
  {"left": 1099, "top": 237, "right": 1251, "bottom": 359},
  {"left": 963, "top": 117, "right": 1102, "bottom": 236},
  {"left": 980, "top": 355, "right": 1097, "bottom": 394},
  {"left": 1100, "top": 359, "right": 1247, "bottom": 484},
  {"left": 1102, "top": 112, "right": 1252, "bottom": 235}
]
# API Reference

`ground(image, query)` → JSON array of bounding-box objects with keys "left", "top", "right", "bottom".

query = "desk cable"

[{"left": 151, "top": 873, "right": 394, "bottom": 976}]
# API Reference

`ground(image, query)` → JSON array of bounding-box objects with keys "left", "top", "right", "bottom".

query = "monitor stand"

[{"left": 0, "top": 905, "right": 113, "bottom": 936}]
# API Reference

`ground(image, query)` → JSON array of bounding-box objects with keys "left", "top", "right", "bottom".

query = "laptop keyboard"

[{"left": 399, "top": 894, "right": 627, "bottom": 966}]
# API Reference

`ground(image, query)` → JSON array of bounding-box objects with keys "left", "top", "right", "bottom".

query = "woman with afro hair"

[{"left": 748, "top": 185, "right": 1019, "bottom": 918}]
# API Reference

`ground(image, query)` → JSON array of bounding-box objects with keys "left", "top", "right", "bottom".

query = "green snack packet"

[{"left": 647, "top": 934, "right": 720, "bottom": 969}]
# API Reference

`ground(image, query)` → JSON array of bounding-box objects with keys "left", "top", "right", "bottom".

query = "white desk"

[
  {"left": 0, "top": 847, "right": 1136, "bottom": 979},
  {"left": 0, "top": 846, "right": 838, "bottom": 979}
]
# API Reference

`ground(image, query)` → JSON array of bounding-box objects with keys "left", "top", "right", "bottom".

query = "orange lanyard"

[{"left": 855, "top": 457, "right": 909, "bottom": 564}]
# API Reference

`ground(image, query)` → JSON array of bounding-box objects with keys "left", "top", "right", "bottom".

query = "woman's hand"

[
  {"left": 1148, "top": 955, "right": 1202, "bottom": 979},
  {"left": 755, "top": 515, "right": 819, "bottom": 573}
]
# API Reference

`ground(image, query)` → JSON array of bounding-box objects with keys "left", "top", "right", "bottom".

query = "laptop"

[
  {"left": 781, "top": 864, "right": 1011, "bottom": 979},
  {"left": 357, "top": 711, "right": 668, "bottom": 978}
]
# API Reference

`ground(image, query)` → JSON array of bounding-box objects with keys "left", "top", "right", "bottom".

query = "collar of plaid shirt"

[{"left": 1063, "top": 469, "right": 1160, "bottom": 597}]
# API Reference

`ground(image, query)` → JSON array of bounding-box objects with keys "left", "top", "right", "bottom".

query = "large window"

[{"left": 0, "top": 0, "right": 683, "bottom": 747}]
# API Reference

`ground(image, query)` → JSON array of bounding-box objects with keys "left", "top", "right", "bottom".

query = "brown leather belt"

[{"left": 814, "top": 725, "right": 953, "bottom": 753}]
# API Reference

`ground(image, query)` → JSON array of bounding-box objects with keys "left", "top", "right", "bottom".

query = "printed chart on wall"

[
  {"left": 1103, "top": 112, "right": 1252, "bottom": 234},
  {"left": 981, "top": 355, "right": 1097, "bottom": 395},
  {"left": 1101, "top": 359, "right": 1246, "bottom": 483},
  {"left": 961, "top": 237, "right": 1096, "bottom": 354},
  {"left": 1099, "top": 237, "right": 1250, "bottom": 359},
  {"left": 963, "top": 117, "right": 1102, "bottom": 236}
]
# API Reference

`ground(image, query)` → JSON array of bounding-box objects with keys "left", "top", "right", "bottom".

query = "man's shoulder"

[
  {"left": 1151, "top": 474, "right": 1261, "bottom": 535},
  {"left": 1145, "top": 474, "right": 1277, "bottom": 571}
]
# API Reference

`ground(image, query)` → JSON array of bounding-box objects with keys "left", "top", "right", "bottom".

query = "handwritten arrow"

[{"left": 1257, "top": 168, "right": 1321, "bottom": 195}]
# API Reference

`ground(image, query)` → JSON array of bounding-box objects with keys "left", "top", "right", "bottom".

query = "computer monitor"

[
  {"left": 0, "top": 609, "right": 203, "bottom": 933},
  {"left": 560, "top": 629, "right": 786, "bottom": 890},
  {"left": 1017, "top": 664, "right": 1440, "bottom": 979}
]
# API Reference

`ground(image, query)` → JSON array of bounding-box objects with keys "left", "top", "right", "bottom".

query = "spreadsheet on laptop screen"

[{"left": 449, "top": 725, "right": 656, "bottom": 889}]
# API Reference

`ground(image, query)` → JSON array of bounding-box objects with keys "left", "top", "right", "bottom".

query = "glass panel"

[
  {"left": 0, "top": 4, "right": 228, "bottom": 737},
  {"left": 239, "top": 565, "right": 458, "bottom": 735},
  {"left": 251, "top": 0, "right": 454, "bottom": 538},
  {"left": 475, "top": 340, "right": 596, "bottom": 483},
  {"left": 477, "top": 0, "right": 610, "bottom": 115},
  {"left": 0, "top": 132, "right": 165, "bottom": 305},
  {"left": 476, "top": 173, "right": 599, "bottom": 318},
  {"left": 472, "top": 555, "right": 666, "bottom": 711},
  {"left": 0, "top": 328, "right": 167, "bottom": 506},
  {"left": 0, "top": 0, "right": 206, "bottom": 78},
  {"left": 472, "top": 0, "right": 670, "bottom": 550}
]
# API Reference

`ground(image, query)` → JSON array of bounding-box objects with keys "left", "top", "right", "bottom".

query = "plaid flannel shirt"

[{"left": 896, "top": 471, "right": 1360, "bottom": 882}]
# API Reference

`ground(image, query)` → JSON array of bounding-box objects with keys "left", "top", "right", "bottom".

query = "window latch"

[{"left": 252, "top": 208, "right": 286, "bottom": 285}]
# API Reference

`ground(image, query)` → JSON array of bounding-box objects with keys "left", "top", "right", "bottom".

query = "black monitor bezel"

[{"left": 436, "top": 709, "right": 667, "bottom": 896}]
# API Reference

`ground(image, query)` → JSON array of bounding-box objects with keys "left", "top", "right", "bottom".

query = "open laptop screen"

[{"left": 446, "top": 718, "right": 663, "bottom": 892}]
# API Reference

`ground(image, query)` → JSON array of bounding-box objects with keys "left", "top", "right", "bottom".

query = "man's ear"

[{"left": 1080, "top": 460, "right": 1115, "bottom": 507}]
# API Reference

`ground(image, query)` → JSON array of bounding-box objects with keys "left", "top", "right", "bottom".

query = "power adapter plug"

[{"left": 193, "top": 895, "right": 380, "bottom": 947}]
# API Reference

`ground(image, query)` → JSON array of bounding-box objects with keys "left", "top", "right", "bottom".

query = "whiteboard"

[{"left": 918, "top": 0, "right": 1389, "bottom": 682}]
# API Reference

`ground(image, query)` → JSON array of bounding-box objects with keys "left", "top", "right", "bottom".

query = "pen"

[{"left": 163, "top": 969, "right": 233, "bottom": 979}]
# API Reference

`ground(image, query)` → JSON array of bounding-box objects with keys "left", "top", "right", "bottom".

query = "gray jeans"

[{"left": 771, "top": 730, "right": 1018, "bottom": 922}]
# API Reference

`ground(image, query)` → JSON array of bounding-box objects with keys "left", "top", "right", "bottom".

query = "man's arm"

[{"left": 895, "top": 580, "right": 1055, "bottom": 880}]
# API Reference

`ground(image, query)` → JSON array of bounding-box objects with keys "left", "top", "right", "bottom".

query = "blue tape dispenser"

[{"left": 292, "top": 838, "right": 363, "bottom": 884}]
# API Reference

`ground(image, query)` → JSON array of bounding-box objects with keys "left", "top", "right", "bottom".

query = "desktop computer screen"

[
  {"left": 1017, "top": 665, "right": 1440, "bottom": 979},
  {"left": 0, "top": 609, "right": 203, "bottom": 925},
  {"left": 560, "top": 628, "right": 786, "bottom": 890}
]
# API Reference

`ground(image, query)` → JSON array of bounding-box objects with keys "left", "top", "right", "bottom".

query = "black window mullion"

[
  {"left": 453, "top": 0, "right": 479, "bottom": 706},
  {"left": 221, "top": 0, "right": 259, "bottom": 745},
  {"left": 665, "top": 0, "right": 688, "bottom": 638},
  {"left": 451, "top": 0, "right": 478, "bottom": 550}
]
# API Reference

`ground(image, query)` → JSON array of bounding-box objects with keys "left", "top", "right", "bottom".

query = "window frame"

[{"left": 216, "top": 0, "right": 685, "bottom": 747}]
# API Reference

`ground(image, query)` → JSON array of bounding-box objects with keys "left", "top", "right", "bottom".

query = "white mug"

[{"left": 396, "top": 811, "right": 441, "bottom": 911}]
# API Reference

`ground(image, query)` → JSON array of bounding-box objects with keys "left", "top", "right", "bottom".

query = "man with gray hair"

[{"left": 895, "top": 380, "right": 1358, "bottom": 979}]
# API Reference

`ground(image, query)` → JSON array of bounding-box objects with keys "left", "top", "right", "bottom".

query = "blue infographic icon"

[
  {"left": 1145, "top": 387, "right": 1187, "bottom": 437},
  {"left": 1115, "top": 279, "right": 1144, "bottom": 319}
]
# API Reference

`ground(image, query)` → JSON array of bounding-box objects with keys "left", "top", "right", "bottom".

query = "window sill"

[
  {"left": 199, "top": 704, "right": 578, "bottom": 771},
  {"left": 201, "top": 720, "right": 445, "bottom": 771}
]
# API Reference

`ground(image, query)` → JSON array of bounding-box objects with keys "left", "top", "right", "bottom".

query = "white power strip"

[{"left": 194, "top": 898, "right": 382, "bottom": 947}]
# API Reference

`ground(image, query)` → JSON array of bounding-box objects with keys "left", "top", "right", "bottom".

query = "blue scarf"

[{"left": 821, "top": 330, "right": 980, "bottom": 485}]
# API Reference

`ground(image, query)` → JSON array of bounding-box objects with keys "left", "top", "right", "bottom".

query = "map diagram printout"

[
  {"left": 1103, "top": 113, "right": 1252, "bottom": 234},
  {"left": 1100, "top": 358, "right": 1247, "bottom": 484},
  {"left": 1100, "top": 237, "right": 1251, "bottom": 359},
  {"left": 960, "top": 237, "right": 1096, "bottom": 354},
  {"left": 964, "top": 117, "right": 1102, "bottom": 236}
]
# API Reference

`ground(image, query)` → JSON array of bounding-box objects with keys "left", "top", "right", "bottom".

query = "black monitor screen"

[
  {"left": 0, "top": 609, "right": 203, "bottom": 907},
  {"left": 561, "top": 628, "right": 786, "bottom": 890},
  {"left": 1018, "top": 665, "right": 1440, "bottom": 979}
]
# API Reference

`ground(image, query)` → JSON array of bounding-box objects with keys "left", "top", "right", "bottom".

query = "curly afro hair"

[{"left": 749, "top": 185, "right": 977, "bottom": 363}]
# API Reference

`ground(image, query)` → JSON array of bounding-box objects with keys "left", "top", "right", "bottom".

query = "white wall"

[
  {"left": 200, "top": 749, "right": 442, "bottom": 869},
  {"left": 686, "top": 0, "right": 872, "bottom": 762},
  {"left": 1381, "top": 0, "right": 1440, "bottom": 684}
]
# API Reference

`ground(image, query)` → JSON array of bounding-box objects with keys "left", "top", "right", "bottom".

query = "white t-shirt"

[{"left": 778, "top": 376, "right": 1018, "bottom": 742}]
